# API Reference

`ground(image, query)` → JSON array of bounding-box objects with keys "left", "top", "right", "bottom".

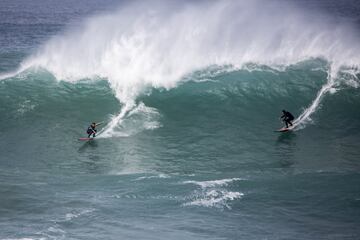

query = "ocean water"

[{"left": 1, "top": 0, "right": 360, "bottom": 239}]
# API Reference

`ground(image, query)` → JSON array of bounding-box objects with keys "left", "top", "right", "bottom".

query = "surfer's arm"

[{"left": 96, "top": 122, "right": 103, "bottom": 126}]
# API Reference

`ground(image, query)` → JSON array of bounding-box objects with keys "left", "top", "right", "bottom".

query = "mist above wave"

[{"left": 21, "top": 0, "right": 360, "bottom": 102}]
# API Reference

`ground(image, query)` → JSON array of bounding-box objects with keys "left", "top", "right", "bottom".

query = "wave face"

[
  {"left": 1, "top": 1, "right": 360, "bottom": 239},
  {"left": 1, "top": 60, "right": 360, "bottom": 169}
]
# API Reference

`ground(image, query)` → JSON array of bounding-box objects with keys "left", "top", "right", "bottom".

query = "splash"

[
  {"left": 97, "top": 101, "right": 161, "bottom": 138},
  {"left": 293, "top": 68, "right": 335, "bottom": 129},
  {"left": 293, "top": 64, "right": 360, "bottom": 129}
]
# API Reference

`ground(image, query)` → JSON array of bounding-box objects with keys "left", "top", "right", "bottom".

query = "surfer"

[
  {"left": 87, "top": 122, "right": 102, "bottom": 138},
  {"left": 280, "top": 110, "right": 294, "bottom": 128}
]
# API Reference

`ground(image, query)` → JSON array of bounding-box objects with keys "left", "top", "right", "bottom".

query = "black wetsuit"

[
  {"left": 87, "top": 125, "right": 97, "bottom": 138},
  {"left": 281, "top": 111, "right": 294, "bottom": 128}
]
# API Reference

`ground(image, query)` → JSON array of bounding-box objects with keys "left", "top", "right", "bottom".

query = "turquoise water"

[{"left": 1, "top": 1, "right": 360, "bottom": 239}]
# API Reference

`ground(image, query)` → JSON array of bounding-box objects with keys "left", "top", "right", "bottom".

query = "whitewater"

[{"left": 0, "top": 0, "right": 360, "bottom": 239}]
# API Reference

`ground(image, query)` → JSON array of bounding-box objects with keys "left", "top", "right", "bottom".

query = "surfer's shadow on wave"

[
  {"left": 80, "top": 155, "right": 104, "bottom": 174},
  {"left": 275, "top": 132, "right": 298, "bottom": 168},
  {"left": 77, "top": 140, "right": 99, "bottom": 153},
  {"left": 77, "top": 141, "right": 105, "bottom": 173},
  {"left": 276, "top": 131, "right": 297, "bottom": 144}
]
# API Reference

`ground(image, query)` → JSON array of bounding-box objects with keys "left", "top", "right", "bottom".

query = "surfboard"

[
  {"left": 78, "top": 137, "right": 94, "bottom": 141},
  {"left": 276, "top": 126, "right": 294, "bottom": 132}
]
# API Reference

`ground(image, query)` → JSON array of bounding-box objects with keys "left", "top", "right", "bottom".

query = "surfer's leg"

[
  {"left": 282, "top": 119, "right": 287, "bottom": 128},
  {"left": 289, "top": 117, "right": 294, "bottom": 126}
]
